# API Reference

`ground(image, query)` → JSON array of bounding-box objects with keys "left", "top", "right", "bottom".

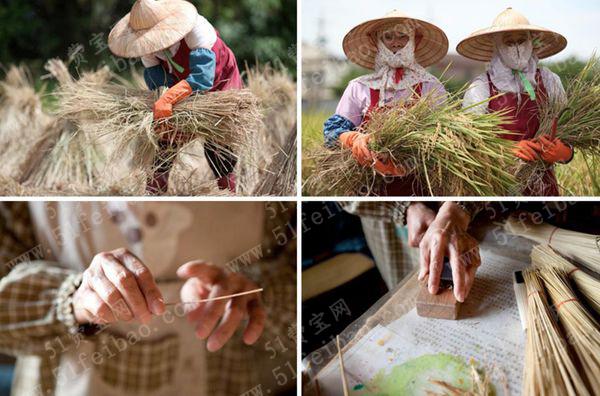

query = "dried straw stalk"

[
  {"left": 522, "top": 269, "right": 590, "bottom": 396},
  {"left": 538, "top": 267, "right": 600, "bottom": 393},
  {"left": 304, "top": 89, "right": 519, "bottom": 196},
  {"left": 504, "top": 216, "right": 600, "bottom": 274},
  {"left": 531, "top": 245, "right": 600, "bottom": 315},
  {"left": 517, "top": 56, "right": 600, "bottom": 193}
]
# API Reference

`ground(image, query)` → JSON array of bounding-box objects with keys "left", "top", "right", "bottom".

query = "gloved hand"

[
  {"left": 513, "top": 139, "right": 542, "bottom": 162},
  {"left": 339, "top": 131, "right": 373, "bottom": 166},
  {"left": 339, "top": 132, "right": 405, "bottom": 176},
  {"left": 153, "top": 80, "right": 193, "bottom": 120},
  {"left": 536, "top": 135, "right": 573, "bottom": 164}
]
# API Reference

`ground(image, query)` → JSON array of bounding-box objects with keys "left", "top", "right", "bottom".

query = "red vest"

[
  {"left": 487, "top": 70, "right": 558, "bottom": 196},
  {"left": 160, "top": 33, "right": 242, "bottom": 91},
  {"left": 360, "top": 73, "right": 425, "bottom": 196}
]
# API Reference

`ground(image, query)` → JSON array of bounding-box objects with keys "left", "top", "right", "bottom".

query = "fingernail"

[{"left": 152, "top": 298, "right": 165, "bottom": 315}]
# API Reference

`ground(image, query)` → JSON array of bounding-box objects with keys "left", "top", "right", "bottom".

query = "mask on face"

[
  {"left": 494, "top": 34, "right": 533, "bottom": 71},
  {"left": 374, "top": 25, "right": 417, "bottom": 70}
]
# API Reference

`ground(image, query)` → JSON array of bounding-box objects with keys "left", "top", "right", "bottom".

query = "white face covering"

[
  {"left": 494, "top": 34, "right": 533, "bottom": 71},
  {"left": 489, "top": 33, "right": 539, "bottom": 96},
  {"left": 356, "top": 24, "right": 436, "bottom": 106}
]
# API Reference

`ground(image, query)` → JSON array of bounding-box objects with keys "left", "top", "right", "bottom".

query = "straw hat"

[
  {"left": 457, "top": 8, "right": 567, "bottom": 62},
  {"left": 342, "top": 10, "right": 449, "bottom": 69},
  {"left": 109, "top": 0, "right": 197, "bottom": 58}
]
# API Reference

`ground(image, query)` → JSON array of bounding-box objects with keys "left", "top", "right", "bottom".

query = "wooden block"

[{"left": 416, "top": 281, "right": 460, "bottom": 320}]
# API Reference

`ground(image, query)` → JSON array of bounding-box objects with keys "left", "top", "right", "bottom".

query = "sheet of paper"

[{"left": 316, "top": 230, "right": 533, "bottom": 396}]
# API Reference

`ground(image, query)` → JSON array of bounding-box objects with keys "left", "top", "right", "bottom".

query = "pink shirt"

[{"left": 336, "top": 78, "right": 448, "bottom": 126}]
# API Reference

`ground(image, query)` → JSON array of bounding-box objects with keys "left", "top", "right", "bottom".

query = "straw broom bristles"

[
  {"left": 304, "top": 89, "right": 519, "bottom": 196},
  {"left": 522, "top": 269, "right": 590, "bottom": 396},
  {"left": 531, "top": 245, "right": 600, "bottom": 315},
  {"left": 537, "top": 267, "right": 600, "bottom": 393},
  {"left": 504, "top": 216, "right": 600, "bottom": 275}
]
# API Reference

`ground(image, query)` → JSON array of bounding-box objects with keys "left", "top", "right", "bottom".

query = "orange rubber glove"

[
  {"left": 339, "top": 131, "right": 374, "bottom": 166},
  {"left": 153, "top": 80, "right": 193, "bottom": 120},
  {"left": 513, "top": 139, "right": 542, "bottom": 162},
  {"left": 536, "top": 135, "right": 573, "bottom": 164},
  {"left": 339, "top": 132, "right": 405, "bottom": 176},
  {"left": 374, "top": 158, "right": 406, "bottom": 177}
]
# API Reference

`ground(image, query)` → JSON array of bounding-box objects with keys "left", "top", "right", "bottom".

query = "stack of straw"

[
  {"left": 504, "top": 216, "right": 600, "bottom": 275},
  {"left": 522, "top": 269, "right": 591, "bottom": 396},
  {"left": 531, "top": 245, "right": 600, "bottom": 315},
  {"left": 518, "top": 56, "right": 600, "bottom": 193},
  {"left": 537, "top": 267, "right": 600, "bottom": 393},
  {"left": 305, "top": 89, "right": 519, "bottom": 196}
]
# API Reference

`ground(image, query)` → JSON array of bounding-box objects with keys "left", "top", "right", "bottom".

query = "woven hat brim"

[
  {"left": 109, "top": 0, "right": 197, "bottom": 58},
  {"left": 457, "top": 25, "right": 567, "bottom": 62},
  {"left": 343, "top": 17, "right": 449, "bottom": 69}
]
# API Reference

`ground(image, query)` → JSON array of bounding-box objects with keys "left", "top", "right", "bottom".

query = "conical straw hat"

[
  {"left": 109, "top": 0, "right": 197, "bottom": 58},
  {"left": 457, "top": 7, "right": 567, "bottom": 62},
  {"left": 343, "top": 10, "right": 449, "bottom": 69}
]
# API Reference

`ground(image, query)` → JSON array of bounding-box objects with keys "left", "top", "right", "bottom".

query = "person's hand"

[
  {"left": 536, "top": 135, "right": 573, "bottom": 164},
  {"left": 339, "top": 132, "right": 405, "bottom": 176},
  {"left": 177, "top": 261, "right": 266, "bottom": 352},
  {"left": 417, "top": 203, "right": 481, "bottom": 302},
  {"left": 513, "top": 139, "right": 542, "bottom": 162},
  {"left": 406, "top": 203, "right": 436, "bottom": 247},
  {"left": 73, "top": 248, "right": 165, "bottom": 325},
  {"left": 153, "top": 80, "right": 193, "bottom": 120}
]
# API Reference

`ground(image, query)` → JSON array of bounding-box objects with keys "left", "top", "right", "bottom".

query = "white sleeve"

[
  {"left": 184, "top": 14, "right": 218, "bottom": 50},
  {"left": 462, "top": 74, "right": 490, "bottom": 115},
  {"left": 141, "top": 54, "right": 160, "bottom": 68},
  {"left": 541, "top": 67, "right": 567, "bottom": 107}
]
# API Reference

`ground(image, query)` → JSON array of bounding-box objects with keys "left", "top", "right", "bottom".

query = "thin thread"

[
  {"left": 556, "top": 298, "right": 578, "bottom": 311},
  {"left": 548, "top": 226, "right": 560, "bottom": 246}
]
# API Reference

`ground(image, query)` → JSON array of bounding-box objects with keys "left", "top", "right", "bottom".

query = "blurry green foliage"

[{"left": 0, "top": 0, "right": 296, "bottom": 78}]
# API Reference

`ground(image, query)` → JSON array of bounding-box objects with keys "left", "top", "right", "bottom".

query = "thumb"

[{"left": 177, "top": 261, "right": 224, "bottom": 286}]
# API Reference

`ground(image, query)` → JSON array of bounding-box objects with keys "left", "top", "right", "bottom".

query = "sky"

[{"left": 302, "top": 0, "right": 600, "bottom": 61}]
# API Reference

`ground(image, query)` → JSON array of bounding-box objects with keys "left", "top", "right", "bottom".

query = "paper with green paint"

[{"left": 314, "top": 227, "right": 533, "bottom": 395}]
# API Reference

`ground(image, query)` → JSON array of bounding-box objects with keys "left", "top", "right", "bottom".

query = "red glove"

[
  {"left": 513, "top": 139, "right": 542, "bottom": 162},
  {"left": 153, "top": 80, "right": 193, "bottom": 120},
  {"left": 373, "top": 158, "right": 406, "bottom": 177},
  {"left": 536, "top": 135, "right": 573, "bottom": 164}
]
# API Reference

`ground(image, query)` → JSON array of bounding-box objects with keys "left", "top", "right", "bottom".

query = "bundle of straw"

[
  {"left": 538, "top": 267, "right": 600, "bottom": 393},
  {"left": 305, "top": 90, "right": 519, "bottom": 196},
  {"left": 504, "top": 216, "right": 600, "bottom": 274},
  {"left": 522, "top": 270, "right": 590, "bottom": 396},
  {"left": 53, "top": 64, "right": 262, "bottom": 172},
  {"left": 517, "top": 56, "right": 600, "bottom": 193},
  {"left": 531, "top": 245, "right": 600, "bottom": 314}
]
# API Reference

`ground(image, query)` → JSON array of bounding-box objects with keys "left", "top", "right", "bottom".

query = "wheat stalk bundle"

[
  {"left": 517, "top": 56, "right": 600, "bottom": 193},
  {"left": 537, "top": 267, "right": 600, "bottom": 393},
  {"left": 531, "top": 245, "right": 600, "bottom": 314},
  {"left": 52, "top": 63, "right": 262, "bottom": 172},
  {"left": 504, "top": 216, "right": 600, "bottom": 274},
  {"left": 304, "top": 89, "right": 519, "bottom": 196},
  {"left": 522, "top": 270, "right": 590, "bottom": 396}
]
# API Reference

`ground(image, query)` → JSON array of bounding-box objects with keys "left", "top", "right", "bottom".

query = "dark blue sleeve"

[
  {"left": 143, "top": 65, "right": 175, "bottom": 90},
  {"left": 185, "top": 48, "right": 216, "bottom": 92},
  {"left": 323, "top": 114, "right": 357, "bottom": 148}
]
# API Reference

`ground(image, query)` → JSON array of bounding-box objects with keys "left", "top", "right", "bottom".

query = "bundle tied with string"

[
  {"left": 516, "top": 56, "right": 600, "bottom": 194},
  {"left": 304, "top": 87, "right": 519, "bottom": 196},
  {"left": 537, "top": 267, "right": 600, "bottom": 393},
  {"left": 530, "top": 244, "right": 600, "bottom": 315},
  {"left": 504, "top": 216, "right": 600, "bottom": 275},
  {"left": 522, "top": 269, "right": 591, "bottom": 396}
]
